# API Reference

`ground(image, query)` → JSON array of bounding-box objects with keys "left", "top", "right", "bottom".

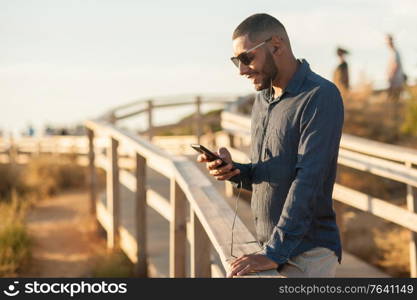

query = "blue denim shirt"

[{"left": 229, "top": 59, "right": 343, "bottom": 266}]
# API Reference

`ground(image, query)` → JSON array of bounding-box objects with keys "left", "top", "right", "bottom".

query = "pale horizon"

[{"left": 1, "top": 0, "right": 417, "bottom": 136}]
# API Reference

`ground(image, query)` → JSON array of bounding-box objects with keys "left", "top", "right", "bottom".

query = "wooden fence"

[
  {"left": 0, "top": 96, "right": 280, "bottom": 278},
  {"left": 221, "top": 109, "right": 417, "bottom": 278},
  {"left": 4, "top": 94, "right": 417, "bottom": 277},
  {"left": 84, "top": 119, "right": 279, "bottom": 277},
  {"left": 85, "top": 97, "right": 280, "bottom": 277}
]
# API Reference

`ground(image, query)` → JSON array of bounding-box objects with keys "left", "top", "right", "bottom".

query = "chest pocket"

[{"left": 264, "top": 108, "right": 298, "bottom": 158}]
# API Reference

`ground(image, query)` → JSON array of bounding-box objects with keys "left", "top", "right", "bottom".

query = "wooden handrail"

[{"left": 84, "top": 119, "right": 280, "bottom": 278}]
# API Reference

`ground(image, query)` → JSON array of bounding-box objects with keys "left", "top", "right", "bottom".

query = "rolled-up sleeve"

[
  {"left": 261, "top": 85, "right": 344, "bottom": 265},
  {"left": 228, "top": 162, "right": 253, "bottom": 191}
]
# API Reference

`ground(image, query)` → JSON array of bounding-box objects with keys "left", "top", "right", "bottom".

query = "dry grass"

[
  {"left": 339, "top": 205, "right": 411, "bottom": 278},
  {"left": 91, "top": 250, "right": 133, "bottom": 278},
  {"left": 0, "top": 155, "right": 92, "bottom": 277},
  {"left": 0, "top": 164, "right": 28, "bottom": 200},
  {"left": 23, "top": 155, "right": 88, "bottom": 199},
  {"left": 0, "top": 196, "right": 31, "bottom": 277}
]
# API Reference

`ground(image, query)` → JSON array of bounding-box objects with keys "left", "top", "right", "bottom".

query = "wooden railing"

[
  {"left": 220, "top": 109, "right": 417, "bottom": 278},
  {"left": 101, "top": 96, "right": 233, "bottom": 143},
  {"left": 0, "top": 136, "right": 92, "bottom": 164},
  {"left": 0, "top": 131, "right": 279, "bottom": 277},
  {"left": 7, "top": 94, "right": 417, "bottom": 277},
  {"left": 84, "top": 96, "right": 282, "bottom": 277},
  {"left": 84, "top": 119, "right": 280, "bottom": 278}
]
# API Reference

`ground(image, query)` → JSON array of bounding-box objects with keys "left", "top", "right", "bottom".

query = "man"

[
  {"left": 197, "top": 13, "right": 343, "bottom": 277},
  {"left": 333, "top": 47, "right": 350, "bottom": 99},
  {"left": 386, "top": 34, "right": 405, "bottom": 138}
]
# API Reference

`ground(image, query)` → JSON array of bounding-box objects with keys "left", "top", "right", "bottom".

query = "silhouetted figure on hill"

[
  {"left": 386, "top": 34, "right": 405, "bottom": 140},
  {"left": 333, "top": 47, "right": 350, "bottom": 99}
]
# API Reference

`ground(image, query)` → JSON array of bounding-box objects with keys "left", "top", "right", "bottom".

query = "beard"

[{"left": 252, "top": 50, "right": 278, "bottom": 91}]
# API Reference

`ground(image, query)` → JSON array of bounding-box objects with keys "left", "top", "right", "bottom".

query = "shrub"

[
  {"left": 23, "top": 156, "right": 87, "bottom": 199},
  {"left": 401, "top": 85, "right": 417, "bottom": 136},
  {"left": 0, "top": 200, "right": 30, "bottom": 277},
  {"left": 92, "top": 250, "right": 133, "bottom": 277}
]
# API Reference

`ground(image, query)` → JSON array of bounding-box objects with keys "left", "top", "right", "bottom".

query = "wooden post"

[
  {"left": 147, "top": 100, "right": 153, "bottom": 141},
  {"left": 190, "top": 208, "right": 211, "bottom": 277},
  {"left": 37, "top": 139, "right": 42, "bottom": 156},
  {"left": 87, "top": 129, "right": 97, "bottom": 216},
  {"left": 135, "top": 153, "right": 148, "bottom": 277},
  {"left": 195, "top": 96, "right": 202, "bottom": 144},
  {"left": 53, "top": 138, "right": 59, "bottom": 157},
  {"left": 8, "top": 134, "right": 15, "bottom": 165},
  {"left": 169, "top": 177, "right": 186, "bottom": 277},
  {"left": 106, "top": 137, "right": 120, "bottom": 249},
  {"left": 406, "top": 161, "right": 417, "bottom": 277},
  {"left": 228, "top": 132, "right": 235, "bottom": 148},
  {"left": 109, "top": 111, "right": 116, "bottom": 124}
]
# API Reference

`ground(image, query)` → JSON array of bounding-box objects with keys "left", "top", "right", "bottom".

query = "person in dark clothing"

[
  {"left": 333, "top": 47, "right": 350, "bottom": 98},
  {"left": 197, "top": 13, "right": 343, "bottom": 277}
]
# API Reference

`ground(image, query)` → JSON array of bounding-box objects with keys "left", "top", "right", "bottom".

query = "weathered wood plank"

[
  {"left": 87, "top": 129, "right": 97, "bottom": 215},
  {"left": 115, "top": 108, "right": 148, "bottom": 121},
  {"left": 106, "top": 137, "right": 120, "bottom": 249},
  {"left": 338, "top": 148, "right": 417, "bottom": 187},
  {"left": 341, "top": 134, "right": 417, "bottom": 165},
  {"left": 190, "top": 208, "right": 211, "bottom": 277},
  {"left": 333, "top": 184, "right": 417, "bottom": 232},
  {"left": 169, "top": 178, "right": 187, "bottom": 277},
  {"left": 147, "top": 100, "right": 153, "bottom": 141},
  {"left": 135, "top": 153, "right": 148, "bottom": 277},
  {"left": 406, "top": 162, "right": 417, "bottom": 278}
]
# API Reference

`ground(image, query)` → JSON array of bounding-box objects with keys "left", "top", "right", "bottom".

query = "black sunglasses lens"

[
  {"left": 239, "top": 53, "right": 251, "bottom": 66},
  {"left": 231, "top": 54, "right": 252, "bottom": 68}
]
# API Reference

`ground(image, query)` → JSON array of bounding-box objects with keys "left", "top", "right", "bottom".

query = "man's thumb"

[{"left": 218, "top": 147, "right": 228, "bottom": 158}]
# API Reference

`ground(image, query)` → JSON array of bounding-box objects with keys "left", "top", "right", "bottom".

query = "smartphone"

[{"left": 190, "top": 144, "right": 228, "bottom": 168}]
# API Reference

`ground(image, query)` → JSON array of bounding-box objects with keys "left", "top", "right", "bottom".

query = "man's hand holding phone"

[{"left": 196, "top": 147, "right": 240, "bottom": 181}]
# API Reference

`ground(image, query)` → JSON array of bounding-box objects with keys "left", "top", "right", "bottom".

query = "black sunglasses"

[{"left": 230, "top": 37, "right": 272, "bottom": 68}]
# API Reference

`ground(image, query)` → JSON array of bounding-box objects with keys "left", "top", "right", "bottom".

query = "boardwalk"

[
  {"left": 20, "top": 190, "right": 104, "bottom": 277},
  {"left": 5, "top": 94, "right": 414, "bottom": 277}
]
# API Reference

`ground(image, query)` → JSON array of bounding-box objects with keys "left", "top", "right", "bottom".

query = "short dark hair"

[{"left": 232, "top": 13, "right": 287, "bottom": 42}]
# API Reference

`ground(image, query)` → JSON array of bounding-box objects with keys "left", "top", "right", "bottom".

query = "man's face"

[{"left": 232, "top": 35, "right": 278, "bottom": 91}]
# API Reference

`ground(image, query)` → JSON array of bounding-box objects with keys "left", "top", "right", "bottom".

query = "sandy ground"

[{"left": 19, "top": 190, "right": 105, "bottom": 277}]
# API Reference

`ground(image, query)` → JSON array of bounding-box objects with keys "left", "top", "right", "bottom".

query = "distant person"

[
  {"left": 386, "top": 34, "right": 405, "bottom": 99},
  {"left": 386, "top": 34, "right": 405, "bottom": 138},
  {"left": 332, "top": 47, "right": 350, "bottom": 98},
  {"left": 60, "top": 128, "right": 68, "bottom": 136},
  {"left": 27, "top": 124, "right": 35, "bottom": 137},
  {"left": 44, "top": 125, "right": 53, "bottom": 136}
]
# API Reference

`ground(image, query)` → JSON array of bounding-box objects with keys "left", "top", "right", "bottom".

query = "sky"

[{"left": 1, "top": 0, "right": 417, "bottom": 136}]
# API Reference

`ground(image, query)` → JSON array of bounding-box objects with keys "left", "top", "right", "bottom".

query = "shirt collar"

[
  {"left": 262, "top": 58, "right": 310, "bottom": 102},
  {"left": 284, "top": 58, "right": 309, "bottom": 95}
]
